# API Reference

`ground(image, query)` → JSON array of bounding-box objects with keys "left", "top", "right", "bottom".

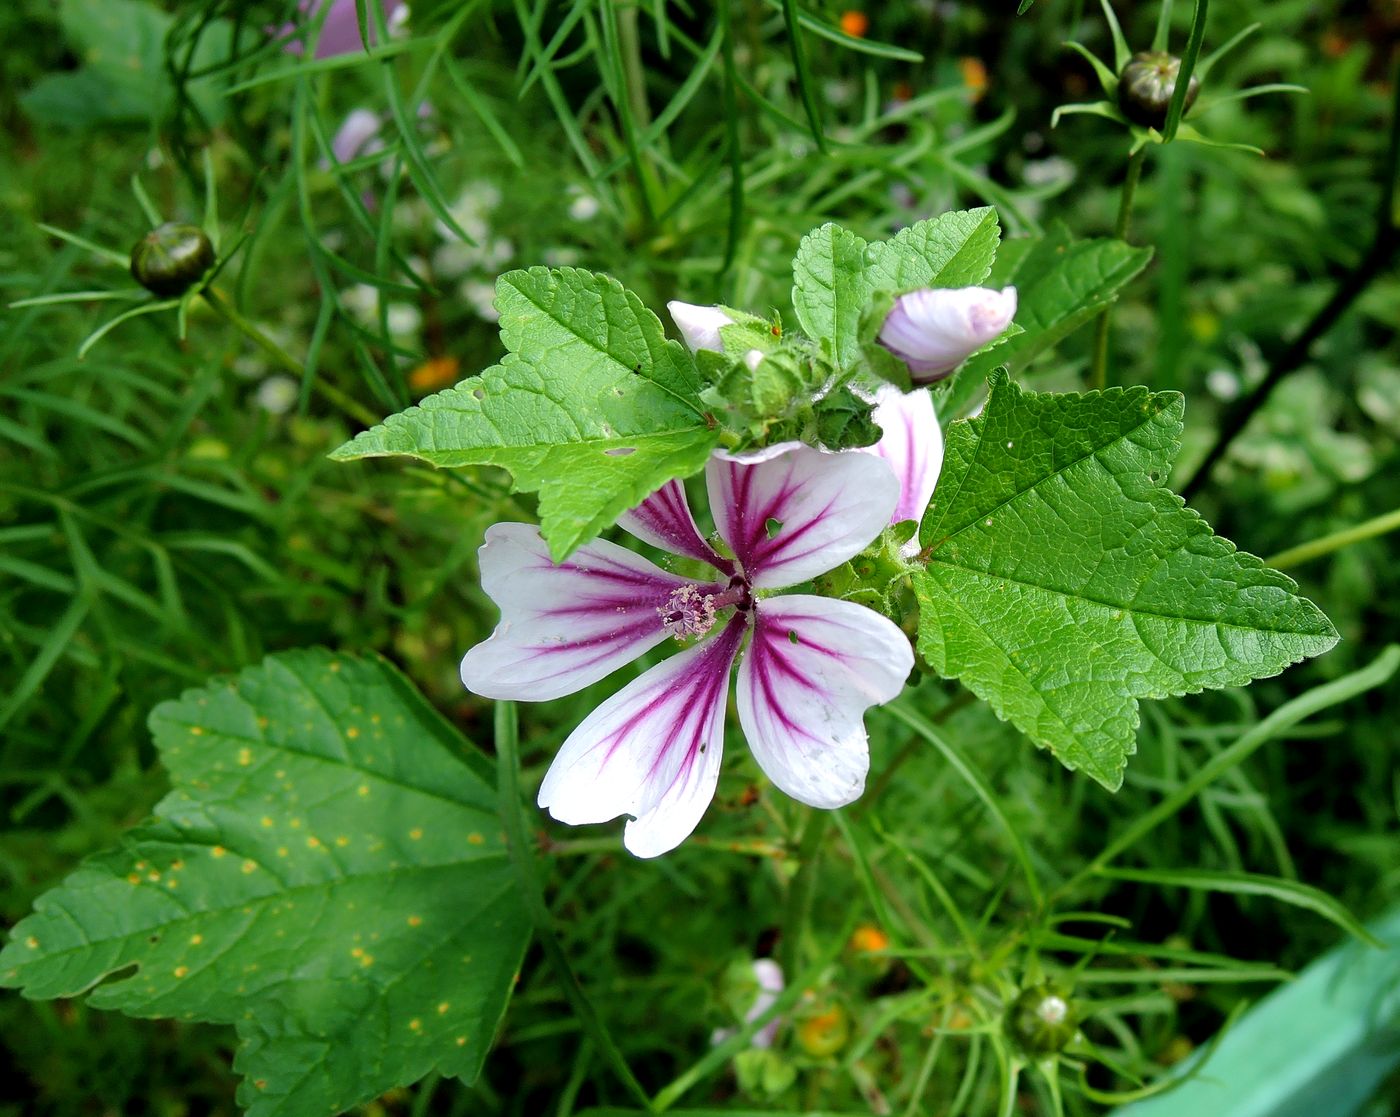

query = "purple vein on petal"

[
  {"left": 460, "top": 522, "right": 723, "bottom": 701},
  {"left": 617, "top": 479, "right": 733, "bottom": 573},
  {"left": 538, "top": 614, "right": 748, "bottom": 858}
]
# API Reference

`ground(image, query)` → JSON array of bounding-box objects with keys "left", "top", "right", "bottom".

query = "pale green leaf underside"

[
  {"left": 914, "top": 376, "right": 1338, "bottom": 789},
  {"left": 0, "top": 650, "right": 529, "bottom": 1117},
  {"left": 331, "top": 267, "right": 717, "bottom": 560},
  {"left": 790, "top": 208, "right": 1000, "bottom": 366}
]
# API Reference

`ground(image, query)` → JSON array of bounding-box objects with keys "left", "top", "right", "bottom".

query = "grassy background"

[{"left": 2, "top": 0, "right": 1398, "bottom": 1113}]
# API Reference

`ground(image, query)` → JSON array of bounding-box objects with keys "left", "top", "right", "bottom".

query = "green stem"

[
  {"left": 1088, "top": 146, "right": 1147, "bottom": 390},
  {"left": 1181, "top": 58, "right": 1400, "bottom": 500},
  {"left": 1266, "top": 506, "right": 1400, "bottom": 570},
  {"left": 493, "top": 702, "right": 654, "bottom": 1112},
  {"left": 1161, "top": 0, "right": 1208, "bottom": 142},
  {"left": 202, "top": 287, "right": 381, "bottom": 427},
  {"left": 779, "top": 808, "right": 831, "bottom": 979}
]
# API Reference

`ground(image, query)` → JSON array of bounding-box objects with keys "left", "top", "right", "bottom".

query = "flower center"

[{"left": 657, "top": 576, "right": 752, "bottom": 641}]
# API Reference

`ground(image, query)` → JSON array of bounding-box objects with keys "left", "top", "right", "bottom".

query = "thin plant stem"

[
  {"left": 780, "top": 807, "right": 831, "bottom": 979},
  {"left": 1161, "top": 0, "right": 1208, "bottom": 142},
  {"left": 202, "top": 287, "right": 381, "bottom": 426},
  {"left": 1266, "top": 506, "right": 1400, "bottom": 570},
  {"left": 493, "top": 701, "right": 655, "bottom": 1112},
  {"left": 1182, "top": 59, "right": 1400, "bottom": 500},
  {"left": 1088, "top": 147, "right": 1146, "bottom": 390},
  {"left": 1056, "top": 645, "right": 1400, "bottom": 898}
]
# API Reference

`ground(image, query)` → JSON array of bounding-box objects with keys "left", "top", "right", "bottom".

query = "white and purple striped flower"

[
  {"left": 878, "top": 286, "right": 1017, "bottom": 383},
  {"left": 460, "top": 444, "right": 916, "bottom": 858}
]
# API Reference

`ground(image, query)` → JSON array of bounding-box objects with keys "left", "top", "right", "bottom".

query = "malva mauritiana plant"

[{"left": 1, "top": 206, "right": 1342, "bottom": 1115}]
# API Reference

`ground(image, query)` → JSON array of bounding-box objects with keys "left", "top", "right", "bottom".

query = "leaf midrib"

[
  {"left": 16, "top": 859, "right": 509, "bottom": 973},
  {"left": 923, "top": 392, "right": 1169, "bottom": 547},
  {"left": 922, "top": 559, "right": 1328, "bottom": 637},
  {"left": 502, "top": 276, "right": 704, "bottom": 418}
]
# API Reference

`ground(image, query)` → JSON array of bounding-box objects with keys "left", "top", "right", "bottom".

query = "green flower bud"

[
  {"left": 1117, "top": 51, "right": 1200, "bottom": 130},
  {"left": 1005, "top": 984, "right": 1078, "bottom": 1057},
  {"left": 130, "top": 222, "right": 214, "bottom": 297}
]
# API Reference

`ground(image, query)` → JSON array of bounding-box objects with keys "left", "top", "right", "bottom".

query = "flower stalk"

[
  {"left": 202, "top": 287, "right": 381, "bottom": 427},
  {"left": 1088, "top": 146, "right": 1146, "bottom": 390}
]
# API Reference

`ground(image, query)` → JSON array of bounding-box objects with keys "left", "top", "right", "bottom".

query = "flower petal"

[
  {"left": 706, "top": 444, "right": 899, "bottom": 588},
  {"left": 878, "top": 286, "right": 1017, "bottom": 383},
  {"left": 460, "top": 523, "right": 722, "bottom": 702},
  {"left": 865, "top": 384, "right": 943, "bottom": 530},
  {"left": 667, "top": 300, "right": 734, "bottom": 353},
  {"left": 737, "top": 596, "right": 913, "bottom": 809},
  {"left": 538, "top": 617, "right": 746, "bottom": 858},
  {"left": 616, "top": 480, "right": 733, "bottom": 573}
]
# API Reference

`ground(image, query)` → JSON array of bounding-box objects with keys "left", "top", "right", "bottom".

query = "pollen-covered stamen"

[
  {"left": 658, "top": 584, "right": 718, "bottom": 639},
  {"left": 657, "top": 580, "right": 752, "bottom": 640}
]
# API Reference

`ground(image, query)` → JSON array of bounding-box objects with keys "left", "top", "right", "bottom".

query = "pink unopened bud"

[
  {"left": 667, "top": 300, "right": 735, "bottom": 353},
  {"left": 878, "top": 286, "right": 1017, "bottom": 382}
]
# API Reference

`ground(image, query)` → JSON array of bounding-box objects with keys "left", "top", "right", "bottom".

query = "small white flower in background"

[
  {"left": 460, "top": 442, "right": 913, "bottom": 858},
  {"left": 1206, "top": 368, "right": 1241, "bottom": 400},
  {"left": 822, "top": 79, "right": 856, "bottom": 107},
  {"left": 435, "top": 181, "right": 500, "bottom": 243},
  {"left": 542, "top": 246, "right": 583, "bottom": 268},
  {"left": 460, "top": 279, "right": 499, "bottom": 322},
  {"left": 341, "top": 283, "right": 380, "bottom": 325},
  {"left": 567, "top": 190, "right": 601, "bottom": 222},
  {"left": 255, "top": 376, "right": 299, "bottom": 416},
  {"left": 712, "top": 959, "right": 786, "bottom": 1049},
  {"left": 387, "top": 0, "right": 410, "bottom": 36},
  {"left": 1023, "top": 155, "right": 1076, "bottom": 189},
  {"left": 386, "top": 303, "right": 422, "bottom": 338},
  {"left": 878, "top": 285, "right": 1017, "bottom": 383},
  {"left": 668, "top": 300, "right": 736, "bottom": 353},
  {"left": 232, "top": 355, "right": 265, "bottom": 381}
]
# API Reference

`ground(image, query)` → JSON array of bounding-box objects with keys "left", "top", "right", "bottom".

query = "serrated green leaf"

[
  {"left": 913, "top": 375, "right": 1337, "bottom": 789},
  {"left": 790, "top": 223, "right": 871, "bottom": 366},
  {"left": 0, "top": 649, "right": 529, "bottom": 1117},
  {"left": 866, "top": 206, "right": 1001, "bottom": 293},
  {"left": 332, "top": 267, "right": 719, "bottom": 560},
  {"left": 789, "top": 209, "right": 1001, "bottom": 368}
]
